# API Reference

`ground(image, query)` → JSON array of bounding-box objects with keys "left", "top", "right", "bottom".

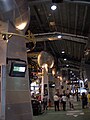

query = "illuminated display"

[
  {"left": 9, "top": 62, "right": 27, "bottom": 77},
  {"left": 13, "top": 66, "right": 25, "bottom": 72}
]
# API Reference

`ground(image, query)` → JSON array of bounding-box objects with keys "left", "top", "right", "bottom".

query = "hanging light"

[
  {"left": 51, "top": 5, "right": 57, "bottom": 10},
  {"left": 16, "top": 22, "right": 27, "bottom": 30}
]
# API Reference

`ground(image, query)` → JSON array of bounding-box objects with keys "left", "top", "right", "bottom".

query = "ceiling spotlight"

[
  {"left": 61, "top": 51, "right": 65, "bottom": 54},
  {"left": 66, "top": 64, "right": 69, "bottom": 67},
  {"left": 58, "top": 35, "right": 62, "bottom": 38},
  {"left": 64, "top": 58, "right": 67, "bottom": 61},
  {"left": 51, "top": 5, "right": 57, "bottom": 10}
]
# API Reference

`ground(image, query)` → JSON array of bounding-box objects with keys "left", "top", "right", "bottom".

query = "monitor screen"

[{"left": 9, "top": 62, "right": 27, "bottom": 77}]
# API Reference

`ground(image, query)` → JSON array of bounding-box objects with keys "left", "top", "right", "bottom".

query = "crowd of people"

[
  {"left": 53, "top": 90, "right": 90, "bottom": 111},
  {"left": 31, "top": 90, "right": 90, "bottom": 113},
  {"left": 53, "top": 90, "right": 74, "bottom": 111}
]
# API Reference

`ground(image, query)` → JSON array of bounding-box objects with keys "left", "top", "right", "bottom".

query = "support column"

[
  {"left": 85, "top": 64, "right": 90, "bottom": 90},
  {"left": 41, "top": 65, "right": 49, "bottom": 101},
  {"left": 85, "top": 34, "right": 90, "bottom": 91},
  {"left": 0, "top": 21, "right": 33, "bottom": 120}
]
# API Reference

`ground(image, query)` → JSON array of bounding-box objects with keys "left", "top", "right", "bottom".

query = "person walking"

[
  {"left": 53, "top": 93, "right": 60, "bottom": 111},
  {"left": 69, "top": 93, "right": 74, "bottom": 110},
  {"left": 62, "top": 93, "right": 67, "bottom": 111},
  {"left": 81, "top": 92, "right": 87, "bottom": 109}
]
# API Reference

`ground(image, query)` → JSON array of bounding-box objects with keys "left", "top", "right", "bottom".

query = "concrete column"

[
  {"left": 0, "top": 21, "right": 33, "bottom": 120},
  {"left": 48, "top": 69, "right": 55, "bottom": 105},
  {"left": 41, "top": 65, "right": 49, "bottom": 101},
  {"left": 84, "top": 34, "right": 90, "bottom": 90},
  {"left": 85, "top": 64, "right": 90, "bottom": 90}
]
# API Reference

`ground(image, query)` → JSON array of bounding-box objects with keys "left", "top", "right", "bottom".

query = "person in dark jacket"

[{"left": 81, "top": 92, "right": 87, "bottom": 109}]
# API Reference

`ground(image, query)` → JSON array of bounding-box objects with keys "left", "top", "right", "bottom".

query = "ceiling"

[{"left": 26, "top": 0, "right": 90, "bottom": 71}]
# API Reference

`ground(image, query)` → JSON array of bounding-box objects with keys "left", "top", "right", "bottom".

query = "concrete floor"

[{"left": 33, "top": 100, "right": 90, "bottom": 120}]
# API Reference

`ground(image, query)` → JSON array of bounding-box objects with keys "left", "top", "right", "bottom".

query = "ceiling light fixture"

[
  {"left": 51, "top": 5, "right": 57, "bottom": 10},
  {"left": 58, "top": 35, "right": 62, "bottom": 38},
  {"left": 61, "top": 51, "right": 65, "bottom": 54},
  {"left": 64, "top": 58, "right": 67, "bottom": 61},
  {"left": 16, "top": 22, "right": 27, "bottom": 30},
  {"left": 66, "top": 64, "right": 69, "bottom": 67}
]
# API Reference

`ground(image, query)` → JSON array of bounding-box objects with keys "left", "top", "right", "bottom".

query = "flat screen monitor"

[{"left": 9, "top": 62, "right": 27, "bottom": 77}]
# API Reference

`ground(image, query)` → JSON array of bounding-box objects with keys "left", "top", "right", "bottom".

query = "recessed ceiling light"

[{"left": 51, "top": 5, "right": 57, "bottom": 10}]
